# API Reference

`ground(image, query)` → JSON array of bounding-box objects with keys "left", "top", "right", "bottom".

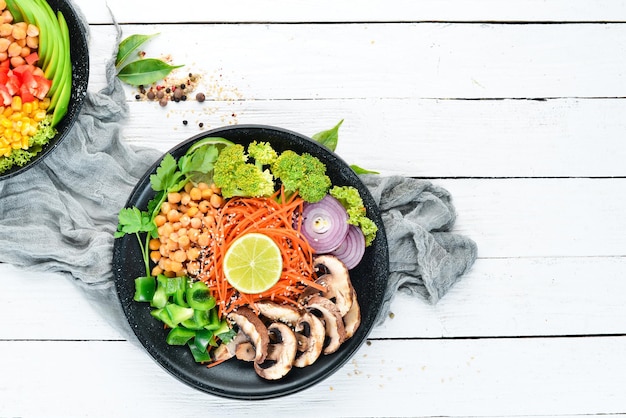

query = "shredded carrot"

[{"left": 196, "top": 186, "right": 325, "bottom": 318}]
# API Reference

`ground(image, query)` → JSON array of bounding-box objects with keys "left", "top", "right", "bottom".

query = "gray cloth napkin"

[{"left": 0, "top": 21, "right": 476, "bottom": 339}]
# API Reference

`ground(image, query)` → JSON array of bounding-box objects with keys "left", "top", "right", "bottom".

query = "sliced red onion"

[
  {"left": 331, "top": 225, "right": 366, "bottom": 270},
  {"left": 301, "top": 195, "right": 349, "bottom": 253}
]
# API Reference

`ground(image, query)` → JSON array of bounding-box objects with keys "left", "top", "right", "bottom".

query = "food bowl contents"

[
  {"left": 116, "top": 137, "right": 378, "bottom": 380},
  {"left": 0, "top": 0, "right": 73, "bottom": 174}
]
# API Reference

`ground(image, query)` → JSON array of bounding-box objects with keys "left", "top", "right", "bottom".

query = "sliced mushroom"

[
  {"left": 343, "top": 292, "right": 361, "bottom": 339},
  {"left": 293, "top": 311, "right": 325, "bottom": 367},
  {"left": 313, "top": 255, "right": 354, "bottom": 316},
  {"left": 227, "top": 306, "right": 269, "bottom": 363},
  {"left": 306, "top": 295, "right": 346, "bottom": 355},
  {"left": 254, "top": 322, "right": 298, "bottom": 380},
  {"left": 235, "top": 342, "right": 256, "bottom": 362},
  {"left": 254, "top": 300, "right": 301, "bottom": 326},
  {"left": 212, "top": 330, "right": 249, "bottom": 362}
]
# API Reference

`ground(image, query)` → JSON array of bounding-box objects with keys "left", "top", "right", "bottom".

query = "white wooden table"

[{"left": 3, "top": 1, "right": 626, "bottom": 416}]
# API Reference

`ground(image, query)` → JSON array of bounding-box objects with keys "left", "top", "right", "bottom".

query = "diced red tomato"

[
  {"left": 24, "top": 52, "right": 39, "bottom": 66},
  {"left": 1, "top": 64, "right": 52, "bottom": 102},
  {"left": 0, "top": 60, "right": 9, "bottom": 71},
  {"left": 0, "top": 85, "right": 11, "bottom": 106},
  {"left": 19, "top": 83, "right": 35, "bottom": 103},
  {"left": 5, "top": 74, "right": 20, "bottom": 95}
]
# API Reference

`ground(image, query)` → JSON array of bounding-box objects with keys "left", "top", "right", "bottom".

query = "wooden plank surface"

[
  {"left": 74, "top": 0, "right": 626, "bottom": 24},
  {"left": 1, "top": 337, "right": 625, "bottom": 417}
]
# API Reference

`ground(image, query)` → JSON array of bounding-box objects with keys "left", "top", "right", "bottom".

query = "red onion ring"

[
  {"left": 301, "top": 195, "right": 349, "bottom": 253},
  {"left": 331, "top": 225, "right": 366, "bottom": 270}
]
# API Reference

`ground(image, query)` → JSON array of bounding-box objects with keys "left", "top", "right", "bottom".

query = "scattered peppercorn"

[
  {"left": 135, "top": 94, "right": 141, "bottom": 100},
  {"left": 146, "top": 91, "right": 155, "bottom": 100},
  {"left": 196, "top": 92, "right": 205, "bottom": 102},
  {"left": 199, "top": 122, "right": 204, "bottom": 128},
  {"left": 159, "top": 98, "right": 168, "bottom": 107},
  {"left": 180, "top": 83, "right": 186, "bottom": 90},
  {"left": 183, "top": 120, "right": 188, "bottom": 125}
]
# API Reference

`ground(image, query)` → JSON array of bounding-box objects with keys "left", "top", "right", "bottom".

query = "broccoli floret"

[
  {"left": 213, "top": 144, "right": 275, "bottom": 198},
  {"left": 247, "top": 141, "right": 278, "bottom": 167},
  {"left": 272, "top": 150, "right": 331, "bottom": 202},
  {"left": 330, "top": 185, "right": 378, "bottom": 246}
]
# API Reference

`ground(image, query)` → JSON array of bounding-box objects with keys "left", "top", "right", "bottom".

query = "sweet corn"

[{"left": 0, "top": 98, "right": 49, "bottom": 152}]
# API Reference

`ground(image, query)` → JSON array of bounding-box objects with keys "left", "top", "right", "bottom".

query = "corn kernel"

[{"left": 11, "top": 95, "right": 21, "bottom": 111}]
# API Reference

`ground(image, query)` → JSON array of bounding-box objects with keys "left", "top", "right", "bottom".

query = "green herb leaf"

[
  {"left": 117, "top": 58, "right": 184, "bottom": 86},
  {"left": 150, "top": 153, "right": 180, "bottom": 192},
  {"left": 312, "top": 119, "right": 343, "bottom": 152},
  {"left": 116, "top": 207, "right": 153, "bottom": 236},
  {"left": 350, "top": 164, "right": 379, "bottom": 175},
  {"left": 116, "top": 33, "right": 159, "bottom": 69}
]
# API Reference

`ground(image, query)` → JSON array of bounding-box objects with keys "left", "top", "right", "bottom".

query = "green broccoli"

[
  {"left": 330, "top": 185, "right": 378, "bottom": 246},
  {"left": 247, "top": 141, "right": 278, "bottom": 167},
  {"left": 213, "top": 143, "right": 275, "bottom": 198},
  {"left": 272, "top": 150, "right": 331, "bottom": 203}
]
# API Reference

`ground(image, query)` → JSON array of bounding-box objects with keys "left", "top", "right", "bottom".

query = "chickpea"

[
  {"left": 198, "top": 199, "right": 210, "bottom": 213},
  {"left": 11, "top": 24, "right": 25, "bottom": 40},
  {"left": 168, "top": 192, "right": 182, "bottom": 204},
  {"left": 210, "top": 193, "right": 224, "bottom": 208},
  {"left": 197, "top": 182, "right": 209, "bottom": 190},
  {"left": 210, "top": 183, "right": 221, "bottom": 194},
  {"left": 7, "top": 41, "right": 21, "bottom": 57},
  {"left": 201, "top": 188, "right": 213, "bottom": 200},
  {"left": 26, "top": 24, "right": 38, "bottom": 37},
  {"left": 198, "top": 233, "right": 210, "bottom": 247},
  {"left": 167, "top": 208, "right": 181, "bottom": 223},
  {"left": 180, "top": 192, "right": 191, "bottom": 206},
  {"left": 166, "top": 238, "right": 178, "bottom": 251},
  {"left": 172, "top": 250, "right": 187, "bottom": 263},
  {"left": 0, "top": 37, "right": 9, "bottom": 52},
  {"left": 2, "top": 10, "right": 13, "bottom": 24},
  {"left": 184, "top": 182, "right": 194, "bottom": 193},
  {"left": 204, "top": 214, "right": 215, "bottom": 227},
  {"left": 148, "top": 238, "right": 161, "bottom": 251},
  {"left": 186, "top": 206, "right": 199, "bottom": 218},
  {"left": 154, "top": 214, "right": 167, "bottom": 227},
  {"left": 189, "top": 187, "right": 202, "bottom": 201},
  {"left": 179, "top": 213, "right": 191, "bottom": 227},
  {"left": 25, "top": 35, "right": 38, "bottom": 49},
  {"left": 9, "top": 55, "right": 23, "bottom": 67},
  {"left": 0, "top": 0, "right": 6, "bottom": 11},
  {"left": 0, "top": 23, "right": 11, "bottom": 37},
  {"left": 160, "top": 201, "right": 172, "bottom": 214},
  {"left": 169, "top": 261, "right": 183, "bottom": 273},
  {"left": 151, "top": 266, "right": 163, "bottom": 277},
  {"left": 188, "top": 228, "right": 200, "bottom": 243},
  {"left": 187, "top": 261, "right": 200, "bottom": 276},
  {"left": 190, "top": 217, "right": 202, "bottom": 229},
  {"left": 187, "top": 247, "right": 200, "bottom": 261},
  {"left": 150, "top": 251, "right": 161, "bottom": 263},
  {"left": 178, "top": 235, "right": 191, "bottom": 249},
  {"left": 19, "top": 46, "right": 30, "bottom": 57}
]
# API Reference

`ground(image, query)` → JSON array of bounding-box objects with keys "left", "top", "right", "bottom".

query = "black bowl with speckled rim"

[
  {"left": 112, "top": 125, "right": 389, "bottom": 400},
  {"left": 0, "top": 0, "right": 89, "bottom": 180}
]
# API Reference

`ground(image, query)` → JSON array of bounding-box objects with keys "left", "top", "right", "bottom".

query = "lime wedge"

[
  {"left": 186, "top": 137, "right": 234, "bottom": 155},
  {"left": 223, "top": 233, "right": 283, "bottom": 294}
]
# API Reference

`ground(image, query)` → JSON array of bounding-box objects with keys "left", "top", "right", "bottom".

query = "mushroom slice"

[
  {"left": 254, "top": 322, "right": 298, "bottom": 380},
  {"left": 227, "top": 306, "right": 269, "bottom": 363},
  {"left": 313, "top": 255, "right": 354, "bottom": 316},
  {"left": 293, "top": 312, "right": 325, "bottom": 368},
  {"left": 254, "top": 300, "right": 301, "bottom": 326},
  {"left": 306, "top": 295, "right": 346, "bottom": 355},
  {"left": 235, "top": 342, "right": 256, "bottom": 362},
  {"left": 212, "top": 330, "right": 249, "bottom": 362},
  {"left": 343, "top": 291, "right": 361, "bottom": 339}
]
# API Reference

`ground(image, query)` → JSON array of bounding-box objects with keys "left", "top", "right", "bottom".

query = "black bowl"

[
  {"left": 0, "top": 0, "right": 89, "bottom": 180},
  {"left": 113, "top": 125, "right": 389, "bottom": 399}
]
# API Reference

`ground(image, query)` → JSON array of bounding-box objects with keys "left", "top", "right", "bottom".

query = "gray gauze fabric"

[{"left": 0, "top": 22, "right": 476, "bottom": 338}]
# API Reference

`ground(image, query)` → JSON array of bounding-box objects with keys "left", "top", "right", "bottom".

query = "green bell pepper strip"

[
  {"left": 187, "top": 340, "right": 212, "bottom": 363},
  {"left": 166, "top": 327, "right": 196, "bottom": 346},
  {"left": 186, "top": 281, "right": 216, "bottom": 311},
  {"left": 164, "top": 303, "right": 194, "bottom": 327},
  {"left": 133, "top": 276, "right": 156, "bottom": 302}
]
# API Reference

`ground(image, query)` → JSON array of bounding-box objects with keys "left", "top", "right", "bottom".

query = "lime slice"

[
  {"left": 186, "top": 137, "right": 234, "bottom": 155},
  {"left": 223, "top": 233, "right": 283, "bottom": 294}
]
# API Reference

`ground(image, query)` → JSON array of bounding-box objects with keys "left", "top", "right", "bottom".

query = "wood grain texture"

[
  {"left": 74, "top": 0, "right": 626, "bottom": 24},
  {"left": 1, "top": 337, "right": 624, "bottom": 417}
]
